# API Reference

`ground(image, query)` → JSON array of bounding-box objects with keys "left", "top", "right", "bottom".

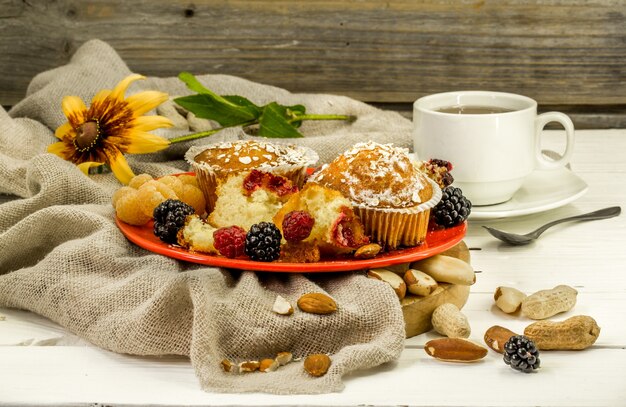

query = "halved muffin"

[
  {"left": 185, "top": 140, "right": 318, "bottom": 213},
  {"left": 209, "top": 169, "right": 298, "bottom": 231},
  {"left": 273, "top": 183, "right": 369, "bottom": 257}
]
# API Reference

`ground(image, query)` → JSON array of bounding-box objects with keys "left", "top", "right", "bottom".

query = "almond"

[
  {"left": 259, "top": 358, "right": 279, "bottom": 372},
  {"left": 238, "top": 360, "right": 260, "bottom": 373},
  {"left": 275, "top": 351, "right": 293, "bottom": 366},
  {"left": 220, "top": 359, "right": 235, "bottom": 373},
  {"left": 484, "top": 325, "right": 518, "bottom": 353},
  {"left": 272, "top": 295, "right": 294, "bottom": 315},
  {"left": 354, "top": 243, "right": 382, "bottom": 259},
  {"left": 297, "top": 293, "right": 338, "bottom": 314},
  {"left": 424, "top": 338, "right": 488, "bottom": 362},
  {"left": 303, "top": 354, "right": 331, "bottom": 377}
]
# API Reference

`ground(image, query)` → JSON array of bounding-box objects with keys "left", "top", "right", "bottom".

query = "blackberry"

[
  {"left": 432, "top": 186, "right": 472, "bottom": 228},
  {"left": 153, "top": 199, "right": 195, "bottom": 244},
  {"left": 503, "top": 335, "right": 541, "bottom": 373},
  {"left": 245, "top": 222, "right": 282, "bottom": 262}
]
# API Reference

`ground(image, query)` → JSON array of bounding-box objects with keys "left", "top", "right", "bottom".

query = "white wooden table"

[{"left": 2, "top": 129, "right": 625, "bottom": 406}]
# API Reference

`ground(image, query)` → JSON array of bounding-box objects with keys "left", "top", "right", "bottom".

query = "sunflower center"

[{"left": 74, "top": 119, "right": 101, "bottom": 152}]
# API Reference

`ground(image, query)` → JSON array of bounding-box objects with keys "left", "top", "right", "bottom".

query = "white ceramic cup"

[{"left": 413, "top": 91, "right": 575, "bottom": 206}]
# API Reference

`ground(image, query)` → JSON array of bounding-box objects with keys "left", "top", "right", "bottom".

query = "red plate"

[{"left": 116, "top": 218, "right": 466, "bottom": 273}]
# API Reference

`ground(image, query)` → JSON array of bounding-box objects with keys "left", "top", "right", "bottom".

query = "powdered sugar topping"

[
  {"left": 310, "top": 141, "right": 428, "bottom": 208},
  {"left": 190, "top": 140, "right": 318, "bottom": 170}
]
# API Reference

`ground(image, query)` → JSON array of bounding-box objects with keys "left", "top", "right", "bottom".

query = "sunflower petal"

[
  {"left": 107, "top": 149, "right": 135, "bottom": 185},
  {"left": 77, "top": 161, "right": 105, "bottom": 175},
  {"left": 47, "top": 141, "right": 71, "bottom": 158},
  {"left": 54, "top": 122, "right": 74, "bottom": 140},
  {"left": 124, "top": 130, "right": 171, "bottom": 154},
  {"left": 61, "top": 96, "right": 87, "bottom": 126},
  {"left": 126, "top": 91, "right": 169, "bottom": 116},
  {"left": 110, "top": 74, "right": 145, "bottom": 102},
  {"left": 91, "top": 89, "right": 112, "bottom": 105},
  {"left": 132, "top": 115, "right": 174, "bottom": 132}
]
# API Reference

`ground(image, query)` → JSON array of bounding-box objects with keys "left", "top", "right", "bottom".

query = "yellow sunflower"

[{"left": 48, "top": 74, "right": 173, "bottom": 184}]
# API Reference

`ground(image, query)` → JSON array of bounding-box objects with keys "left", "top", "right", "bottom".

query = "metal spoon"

[{"left": 483, "top": 206, "right": 621, "bottom": 245}]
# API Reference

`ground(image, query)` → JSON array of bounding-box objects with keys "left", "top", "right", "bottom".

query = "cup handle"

[{"left": 534, "top": 111, "right": 575, "bottom": 170}]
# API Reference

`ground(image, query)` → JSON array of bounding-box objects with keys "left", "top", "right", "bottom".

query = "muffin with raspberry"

[
  {"left": 209, "top": 169, "right": 298, "bottom": 231},
  {"left": 185, "top": 140, "right": 318, "bottom": 213},
  {"left": 309, "top": 142, "right": 441, "bottom": 250},
  {"left": 274, "top": 183, "right": 369, "bottom": 257}
]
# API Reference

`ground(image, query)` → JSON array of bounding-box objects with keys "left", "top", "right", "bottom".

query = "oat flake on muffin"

[{"left": 310, "top": 141, "right": 432, "bottom": 209}]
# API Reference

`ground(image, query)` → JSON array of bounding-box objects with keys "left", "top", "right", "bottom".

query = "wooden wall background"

[{"left": 1, "top": 0, "right": 625, "bottom": 128}]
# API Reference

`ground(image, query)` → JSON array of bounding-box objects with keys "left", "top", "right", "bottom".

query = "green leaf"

[
  {"left": 176, "top": 72, "right": 261, "bottom": 126},
  {"left": 258, "top": 102, "right": 304, "bottom": 138},
  {"left": 223, "top": 95, "right": 262, "bottom": 116},
  {"left": 174, "top": 94, "right": 258, "bottom": 127},
  {"left": 283, "top": 104, "right": 306, "bottom": 127},
  {"left": 178, "top": 71, "right": 214, "bottom": 95}
]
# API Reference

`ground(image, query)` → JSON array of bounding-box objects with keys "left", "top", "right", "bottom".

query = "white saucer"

[{"left": 469, "top": 167, "right": 588, "bottom": 220}]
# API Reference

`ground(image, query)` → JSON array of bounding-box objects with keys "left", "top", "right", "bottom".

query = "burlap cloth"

[{"left": 0, "top": 40, "right": 413, "bottom": 394}]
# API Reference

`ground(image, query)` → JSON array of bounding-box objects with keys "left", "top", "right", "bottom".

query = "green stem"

[
  {"left": 292, "top": 114, "right": 356, "bottom": 123},
  {"left": 168, "top": 114, "right": 355, "bottom": 144},
  {"left": 168, "top": 119, "right": 257, "bottom": 144},
  {"left": 169, "top": 128, "right": 222, "bottom": 144}
]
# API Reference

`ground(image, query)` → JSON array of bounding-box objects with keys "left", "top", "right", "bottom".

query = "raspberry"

[
  {"left": 242, "top": 170, "right": 298, "bottom": 197},
  {"left": 213, "top": 226, "right": 247, "bottom": 258},
  {"left": 282, "top": 210, "right": 315, "bottom": 242}
]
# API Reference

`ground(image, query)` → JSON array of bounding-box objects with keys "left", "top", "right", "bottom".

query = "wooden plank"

[
  {"left": 0, "top": 0, "right": 23, "bottom": 18},
  {"left": 1, "top": 346, "right": 625, "bottom": 406},
  {"left": 1, "top": 0, "right": 626, "bottom": 108}
]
